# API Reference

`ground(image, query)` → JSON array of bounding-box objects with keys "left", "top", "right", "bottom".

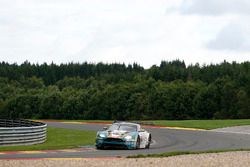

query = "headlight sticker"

[
  {"left": 124, "top": 135, "right": 132, "bottom": 140},
  {"left": 99, "top": 133, "right": 106, "bottom": 138}
]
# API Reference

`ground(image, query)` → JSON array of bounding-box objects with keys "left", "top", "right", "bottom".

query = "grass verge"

[
  {"left": 128, "top": 149, "right": 250, "bottom": 158},
  {"left": 36, "top": 119, "right": 250, "bottom": 130},
  {"left": 34, "top": 119, "right": 113, "bottom": 123},
  {"left": 152, "top": 119, "right": 250, "bottom": 130},
  {"left": 0, "top": 127, "right": 96, "bottom": 151}
]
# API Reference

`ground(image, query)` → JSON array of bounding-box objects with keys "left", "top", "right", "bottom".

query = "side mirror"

[{"left": 103, "top": 127, "right": 108, "bottom": 130}]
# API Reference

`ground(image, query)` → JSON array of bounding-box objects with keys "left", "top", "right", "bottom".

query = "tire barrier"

[{"left": 0, "top": 119, "right": 47, "bottom": 146}]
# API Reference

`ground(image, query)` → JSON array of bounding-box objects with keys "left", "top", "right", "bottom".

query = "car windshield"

[{"left": 108, "top": 124, "right": 137, "bottom": 132}]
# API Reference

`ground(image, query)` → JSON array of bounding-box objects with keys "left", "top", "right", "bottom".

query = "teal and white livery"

[{"left": 95, "top": 122, "right": 152, "bottom": 149}]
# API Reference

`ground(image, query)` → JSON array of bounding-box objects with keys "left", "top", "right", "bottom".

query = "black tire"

[
  {"left": 146, "top": 134, "right": 151, "bottom": 149},
  {"left": 96, "top": 145, "right": 104, "bottom": 150},
  {"left": 136, "top": 136, "right": 140, "bottom": 149}
]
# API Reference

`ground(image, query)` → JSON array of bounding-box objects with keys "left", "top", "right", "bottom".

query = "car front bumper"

[{"left": 96, "top": 138, "right": 137, "bottom": 149}]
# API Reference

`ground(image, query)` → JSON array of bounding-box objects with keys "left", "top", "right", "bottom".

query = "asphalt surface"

[
  {"left": 212, "top": 125, "right": 250, "bottom": 135},
  {"left": 1, "top": 122, "right": 250, "bottom": 159}
]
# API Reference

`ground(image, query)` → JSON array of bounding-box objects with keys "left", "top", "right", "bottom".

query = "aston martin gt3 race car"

[{"left": 95, "top": 122, "right": 151, "bottom": 149}]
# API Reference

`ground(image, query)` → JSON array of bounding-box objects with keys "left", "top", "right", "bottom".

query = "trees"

[
  {"left": 0, "top": 95, "right": 41, "bottom": 119},
  {"left": 0, "top": 60, "right": 249, "bottom": 120},
  {"left": 39, "top": 92, "right": 63, "bottom": 119},
  {"left": 193, "top": 85, "right": 218, "bottom": 119},
  {"left": 237, "top": 90, "right": 250, "bottom": 118}
]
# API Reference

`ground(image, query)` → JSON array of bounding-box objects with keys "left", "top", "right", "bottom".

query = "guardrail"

[{"left": 0, "top": 119, "right": 47, "bottom": 146}]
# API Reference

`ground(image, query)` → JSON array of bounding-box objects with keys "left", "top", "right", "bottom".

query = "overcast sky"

[{"left": 0, "top": 0, "right": 250, "bottom": 68}]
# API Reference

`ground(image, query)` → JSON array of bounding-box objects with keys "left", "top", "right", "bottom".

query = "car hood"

[
  {"left": 107, "top": 130, "right": 129, "bottom": 138},
  {"left": 98, "top": 130, "right": 136, "bottom": 138}
]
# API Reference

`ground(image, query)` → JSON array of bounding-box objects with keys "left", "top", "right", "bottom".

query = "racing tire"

[
  {"left": 145, "top": 134, "right": 151, "bottom": 149},
  {"left": 136, "top": 136, "right": 140, "bottom": 149},
  {"left": 96, "top": 145, "right": 104, "bottom": 150}
]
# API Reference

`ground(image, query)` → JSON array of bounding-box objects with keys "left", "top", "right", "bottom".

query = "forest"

[{"left": 0, "top": 60, "right": 249, "bottom": 120}]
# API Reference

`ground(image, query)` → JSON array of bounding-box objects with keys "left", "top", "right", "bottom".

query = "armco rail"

[{"left": 0, "top": 119, "right": 47, "bottom": 146}]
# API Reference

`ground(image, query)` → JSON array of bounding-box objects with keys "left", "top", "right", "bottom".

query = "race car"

[{"left": 95, "top": 121, "right": 151, "bottom": 149}]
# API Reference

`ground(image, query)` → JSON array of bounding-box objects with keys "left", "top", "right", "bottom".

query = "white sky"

[{"left": 0, "top": 0, "right": 250, "bottom": 68}]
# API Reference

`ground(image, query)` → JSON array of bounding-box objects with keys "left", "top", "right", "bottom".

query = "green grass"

[
  {"left": 151, "top": 119, "right": 250, "bottom": 130},
  {"left": 62, "top": 120, "right": 113, "bottom": 123},
  {"left": 37, "top": 119, "right": 250, "bottom": 130},
  {"left": 0, "top": 127, "right": 96, "bottom": 151},
  {"left": 34, "top": 119, "right": 113, "bottom": 123},
  {"left": 128, "top": 149, "right": 250, "bottom": 158}
]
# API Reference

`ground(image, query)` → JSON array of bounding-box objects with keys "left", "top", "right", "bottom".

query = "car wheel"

[
  {"left": 145, "top": 134, "right": 151, "bottom": 149},
  {"left": 136, "top": 136, "right": 140, "bottom": 149},
  {"left": 96, "top": 145, "right": 104, "bottom": 150}
]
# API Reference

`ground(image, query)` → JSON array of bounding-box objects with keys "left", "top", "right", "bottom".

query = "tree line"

[{"left": 0, "top": 60, "right": 249, "bottom": 120}]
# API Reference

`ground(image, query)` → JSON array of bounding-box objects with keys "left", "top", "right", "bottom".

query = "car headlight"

[
  {"left": 98, "top": 133, "right": 106, "bottom": 138},
  {"left": 124, "top": 135, "right": 132, "bottom": 140}
]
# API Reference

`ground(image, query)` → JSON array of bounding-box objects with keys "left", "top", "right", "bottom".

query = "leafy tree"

[
  {"left": 237, "top": 90, "right": 250, "bottom": 118},
  {"left": 0, "top": 60, "right": 249, "bottom": 120}
]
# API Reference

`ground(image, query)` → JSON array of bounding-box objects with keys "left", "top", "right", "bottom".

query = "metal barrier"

[{"left": 0, "top": 119, "right": 47, "bottom": 146}]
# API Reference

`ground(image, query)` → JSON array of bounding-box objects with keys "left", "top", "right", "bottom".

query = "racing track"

[{"left": 1, "top": 121, "right": 250, "bottom": 159}]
